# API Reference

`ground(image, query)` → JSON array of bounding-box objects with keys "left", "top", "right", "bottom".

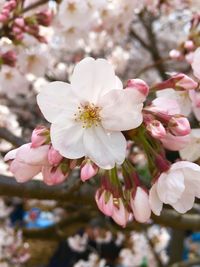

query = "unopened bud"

[
  {"left": 168, "top": 116, "right": 191, "bottom": 136},
  {"left": 80, "top": 161, "right": 98, "bottom": 182},
  {"left": 31, "top": 126, "right": 49, "bottom": 148},
  {"left": 147, "top": 120, "right": 166, "bottom": 139},
  {"left": 126, "top": 79, "right": 149, "bottom": 98},
  {"left": 48, "top": 147, "right": 63, "bottom": 165}
]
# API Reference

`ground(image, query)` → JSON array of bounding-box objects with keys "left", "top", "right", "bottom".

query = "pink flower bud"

[
  {"left": 1, "top": 50, "right": 17, "bottom": 67},
  {"left": 1, "top": 9, "right": 10, "bottom": 17},
  {"left": 12, "top": 26, "right": 22, "bottom": 34},
  {"left": 175, "top": 73, "right": 198, "bottom": 90},
  {"left": 168, "top": 116, "right": 191, "bottom": 136},
  {"left": 0, "top": 14, "right": 8, "bottom": 22},
  {"left": 130, "top": 187, "right": 151, "bottom": 223},
  {"left": 153, "top": 73, "right": 198, "bottom": 91},
  {"left": 15, "top": 32, "right": 24, "bottom": 41},
  {"left": 126, "top": 79, "right": 149, "bottom": 98},
  {"left": 184, "top": 40, "right": 194, "bottom": 51},
  {"left": 42, "top": 166, "right": 67, "bottom": 186},
  {"left": 36, "top": 10, "right": 53, "bottom": 26},
  {"left": 111, "top": 198, "right": 129, "bottom": 227},
  {"left": 14, "top": 17, "right": 25, "bottom": 28},
  {"left": 146, "top": 120, "right": 166, "bottom": 139},
  {"left": 48, "top": 147, "right": 63, "bottom": 165},
  {"left": 31, "top": 126, "right": 49, "bottom": 148},
  {"left": 95, "top": 189, "right": 114, "bottom": 217},
  {"left": 80, "top": 161, "right": 98, "bottom": 182}
]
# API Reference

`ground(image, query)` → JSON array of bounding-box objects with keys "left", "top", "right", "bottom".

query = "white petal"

[
  {"left": 10, "top": 160, "right": 41, "bottom": 182},
  {"left": 172, "top": 189, "right": 195, "bottom": 213},
  {"left": 83, "top": 126, "right": 126, "bottom": 169},
  {"left": 180, "top": 142, "right": 200, "bottom": 162},
  {"left": 157, "top": 170, "right": 185, "bottom": 204},
  {"left": 100, "top": 89, "right": 143, "bottom": 131},
  {"left": 131, "top": 187, "right": 151, "bottom": 223},
  {"left": 16, "top": 143, "right": 49, "bottom": 165},
  {"left": 149, "top": 183, "right": 163, "bottom": 216},
  {"left": 37, "top": 81, "right": 78, "bottom": 123},
  {"left": 71, "top": 57, "right": 122, "bottom": 104},
  {"left": 51, "top": 121, "right": 85, "bottom": 159}
]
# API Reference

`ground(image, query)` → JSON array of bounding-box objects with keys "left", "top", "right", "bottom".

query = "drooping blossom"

[
  {"left": 37, "top": 57, "right": 146, "bottom": 169},
  {"left": 149, "top": 161, "right": 200, "bottom": 215}
]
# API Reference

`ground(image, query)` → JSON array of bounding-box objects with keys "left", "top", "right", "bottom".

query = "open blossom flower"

[
  {"left": 0, "top": 66, "right": 29, "bottom": 98},
  {"left": 37, "top": 57, "right": 145, "bottom": 169},
  {"left": 149, "top": 161, "right": 200, "bottom": 215}
]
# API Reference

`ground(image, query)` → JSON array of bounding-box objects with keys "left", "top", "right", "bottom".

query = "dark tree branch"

[
  {"left": 139, "top": 12, "right": 167, "bottom": 80},
  {"left": 0, "top": 127, "right": 24, "bottom": 147},
  {"left": 152, "top": 209, "right": 200, "bottom": 231},
  {"left": 0, "top": 174, "right": 82, "bottom": 201}
]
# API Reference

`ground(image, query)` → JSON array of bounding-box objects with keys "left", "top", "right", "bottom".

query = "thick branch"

[
  {"left": 152, "top": 209, "right": 200, "bottom": 231},
  {"left": 0, "top": 174, "right": 82, "bottom": 201},
  {"left": 0, "top": 127, "right": 24, "bottom": 147}
]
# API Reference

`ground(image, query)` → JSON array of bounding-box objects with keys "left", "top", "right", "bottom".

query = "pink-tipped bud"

[
  {"left": 48, "top": 147, "right": 63, "bottom": 165},
  {"left": 36, "top": 10, "right": 53, "bottom": 26},
  {"left": 168, "top": 116, "right": 191, "bottom": 136},
  {"left": 126, "top": 79, "right": 149, "bottom": 98},
  {"left": 1, "top": 50, "right": 17, "bottom": 67},
  {"left": 80, "top": 161, "right": 98, "bottom": 182},
  {"left": 95, "top": 189, "right": 114, "bottom": 217},
  {"left": 4, "top": 0, "right": 16, "bottom": 9},
  {"left": 42, "top": 166, "right": 67, "bottom": 186},
  {"left": 12, "top": 26, "right": 22, "bottom": 34},
  {"left": 0, "top": 14, "right": 8, "bottom": 23},
  {"left": 1, "top": 9, "right": 10, "bottom": 17},
  {"left": 130, "top": 187, "right": 151, "bottom": 223},
  {"left": 169, "top": 49, "right": 182, "bottom": 59},
  {"left": 153, "top": 73, "right": 198, "bottom": 91},
  {"left": 175, "top": 73, "right": 198, "bottom": 90},
  {"left": 14, "top": 17, "right": 25, "bottom": 28},
  {"left": 146, "top": 120, "right": 166, "bottom": 139},
  {"left": 31, "top": 126, "right": 49, "bottom": 148},
  {"left": 184, "top": 40, "right": 194, "bottom": 51}
]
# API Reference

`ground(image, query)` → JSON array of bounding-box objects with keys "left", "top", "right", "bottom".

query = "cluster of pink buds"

[
  {"left": 11, "top": 15, "right": 50, "bottom": 43},
  {"left": 0, "top": 0, "right": 16, "bottom": 23},
  {"left": 144, "top": 97, "right": 191, "bottom": 150},
  {"left": 95, "top": 169, "right": 151, "bottom": 227},
  {"left": 0, "top": 50, "right": 17, "bottom": 67},
  {"left": 12, "top": 17, "right": 26, "bottom": 41},
  {"left": 4, "top": 126, "right": 70, "bottom": 185}
]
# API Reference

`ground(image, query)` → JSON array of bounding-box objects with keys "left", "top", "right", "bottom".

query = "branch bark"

[
  {"left": 0, "top": 127, "right": 24, "bottom": 147},
  {"left": 152, "top": 209, "right": 200, "bottom": 231}
]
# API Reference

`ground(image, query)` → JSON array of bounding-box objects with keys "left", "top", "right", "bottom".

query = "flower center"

[{"left": 74, "top": 103, "right": 101, "bottom": 128}]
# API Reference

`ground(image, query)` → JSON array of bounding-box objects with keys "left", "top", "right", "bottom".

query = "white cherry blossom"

[
  {"left": 149, "top": 161, "right": 200, "bottom": 215},
  {"left": 37, "top": 57, "right": 145, "bottom": 169}
]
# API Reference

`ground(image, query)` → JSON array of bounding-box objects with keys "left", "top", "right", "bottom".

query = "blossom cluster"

[{"left": 5, "top": 49, "right": 200, "bottom": 227}]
